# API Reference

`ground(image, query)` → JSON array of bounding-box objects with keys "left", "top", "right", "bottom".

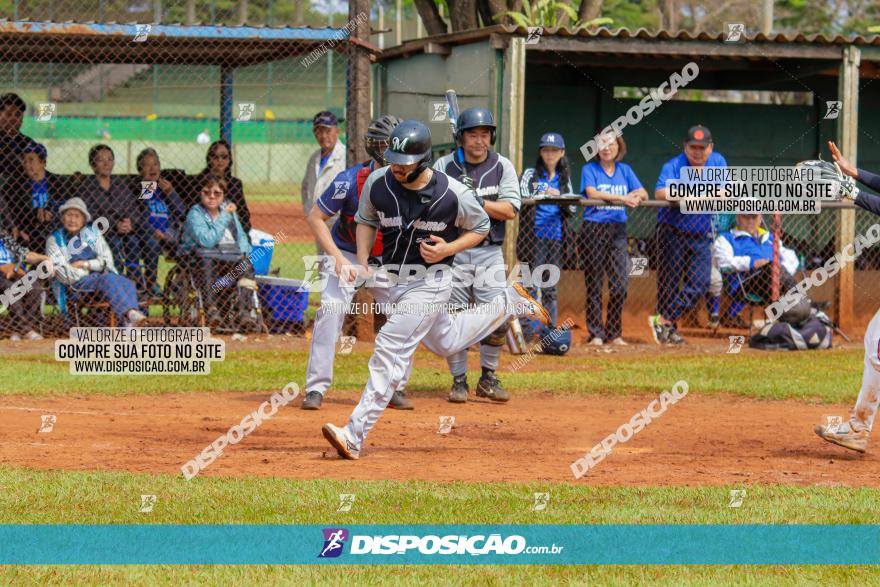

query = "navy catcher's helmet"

[
  {"left": 456, "top": 107, "right": 496, "bottom": 145},
  {"left": 539, "top": 325, "right": 571, "bottom": 356},
  {"left": 365, "top": 114, "right": 402, "bottom": 165}
]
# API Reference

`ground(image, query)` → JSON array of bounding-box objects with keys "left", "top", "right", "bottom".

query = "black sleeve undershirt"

[{"left": 855, "top": 169, "right": 880, "bottom": 216}]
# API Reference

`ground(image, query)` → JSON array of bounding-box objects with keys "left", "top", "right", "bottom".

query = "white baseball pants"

[
  {"left": 850, "top": 308, "right": 880, "bottom": 432},
  {"left": 344, "top": 271, "right": 523, "bottom": 449}
]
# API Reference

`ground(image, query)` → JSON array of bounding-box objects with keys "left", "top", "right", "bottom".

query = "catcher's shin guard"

[{"left": 482, "top": 322, "right": 509, "bottom": 347}]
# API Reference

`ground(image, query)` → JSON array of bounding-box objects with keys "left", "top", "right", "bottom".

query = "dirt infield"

[{"left": 2, "top": 388, "right": 877, "bottom": 487}]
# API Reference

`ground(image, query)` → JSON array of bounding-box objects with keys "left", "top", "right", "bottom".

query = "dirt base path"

[{"left": 0, "top": 391, "right": 873, "bottom": 486}]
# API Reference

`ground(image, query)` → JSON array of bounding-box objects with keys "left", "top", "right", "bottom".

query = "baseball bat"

[
  {"left": 507, "top": 318, "right": 527, "bottom": 354},
  {"left": 445, "top": 89, "right": 460, "bottom": 144}
]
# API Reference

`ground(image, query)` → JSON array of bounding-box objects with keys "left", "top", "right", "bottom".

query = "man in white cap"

[{"left": 302, "top": 111, "right": 346, "bottom": 253}]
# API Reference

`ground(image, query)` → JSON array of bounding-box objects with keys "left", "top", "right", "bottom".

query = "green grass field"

[
  {"left": 2, "top": 467, "right": 879, "bottom": 584},
  {"left": 0, "top": 346, "right": 863, "bottom": 401},
  {"left": 2, "top": 347, "right": 877, "bottom": 583}
]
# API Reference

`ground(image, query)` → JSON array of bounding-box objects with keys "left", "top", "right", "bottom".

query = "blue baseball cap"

[
  {"left": 539, "top": 132, "right": 565, "bottom": 149},
  {"left": 313, "top": 110, "right": 338, "bottom": 128},
  {"left": 22, "top": 141, "right": 47, "bottom": 161}
]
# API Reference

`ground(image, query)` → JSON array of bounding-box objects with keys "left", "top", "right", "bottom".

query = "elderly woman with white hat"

[{"left": 45, "top": 197, "right": 145, "bottom": 327}]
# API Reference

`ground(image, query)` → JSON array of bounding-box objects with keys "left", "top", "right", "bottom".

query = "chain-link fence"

[
  {"left": 516, "top": 199, "right": 880, "bottom": 344},
  {"left": 0, "top": 22, "right": 358, "bottom": 338}
]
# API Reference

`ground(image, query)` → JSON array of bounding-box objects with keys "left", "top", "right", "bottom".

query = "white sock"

[{"left": 851, "top": 359, "right": 880, "bottom": 431}]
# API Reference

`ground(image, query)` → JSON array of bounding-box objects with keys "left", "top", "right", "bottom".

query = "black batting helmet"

[
  {"left": 383, "top": 119, "right": 433, "bottom": 166},
  {"left": 365, "top": 114, "right": 403, "bottom": 165},
  {"left": 456, "top": 107, "right": 496, "bottom": 145}
]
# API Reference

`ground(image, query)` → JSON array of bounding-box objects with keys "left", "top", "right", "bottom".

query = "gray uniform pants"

[{"left": 447, "top": 245, "right": 507, "bottom": 376}]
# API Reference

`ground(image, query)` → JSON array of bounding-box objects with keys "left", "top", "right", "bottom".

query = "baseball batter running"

[
  {"left": 813, "top": 141, "right": 880, "bottom": 452},
  {"left": 301, "top": 115, "right": 413, "bottom": 410},
  {"left": 434, "top": 108, "right": 522, "bottom": 404},
  {"left": 321, "top": 120, "right": 549, "bottom": 460}
]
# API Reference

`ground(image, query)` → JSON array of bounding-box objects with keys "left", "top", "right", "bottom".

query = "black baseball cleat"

[
  {"left": 388, "top": 390, "right": 414, "bottom": 410},
  {"left": 448, "top": 375, "right": 469, "bottom": 403},
  {"left": 476, "top": 372, "right": 510, "bottom": 402},
  {"left": 301, "top": 391, "right": 323, "bottom": 410}
]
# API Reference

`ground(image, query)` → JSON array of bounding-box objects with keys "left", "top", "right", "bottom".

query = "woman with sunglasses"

[
  {"left": 180, "top": 175, "right": 257, "bottom": 331},
  {"left": 189, "top": 140, "right": 252, "bottom": 234}
]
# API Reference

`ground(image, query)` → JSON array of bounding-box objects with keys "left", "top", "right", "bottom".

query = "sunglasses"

[{"left": 202, "top": 189, "right": 224, "bottom": 198}]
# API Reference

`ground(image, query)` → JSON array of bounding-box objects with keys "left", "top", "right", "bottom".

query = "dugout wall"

[{"left": 377, "top": 26, "right": 880, "bottom": 337}]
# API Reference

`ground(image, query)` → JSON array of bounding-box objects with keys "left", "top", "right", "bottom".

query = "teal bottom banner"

[{"left": 1, "top": 525, "right": 879, "bottom": 564}]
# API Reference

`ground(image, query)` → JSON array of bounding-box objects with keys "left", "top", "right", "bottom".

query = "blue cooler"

[
  {"left": 249, "top": 229, "right": 275, "bottom": 276},
  {"left": 257, "top": 276, "right": 309, "bottom": 333}
]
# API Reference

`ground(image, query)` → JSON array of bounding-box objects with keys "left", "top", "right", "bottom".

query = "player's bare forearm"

[
  {"left": 355, "top": 223, "right": 378, "bottom": 266},
  {"left": 483, "top": 200, "right": 517, "bottom": 220},
  {"left": 654, "top": 187, "right": 668, "bottom": 201},
  {"left": 307, "top": 206, "right": 344, "bottom": 261}
]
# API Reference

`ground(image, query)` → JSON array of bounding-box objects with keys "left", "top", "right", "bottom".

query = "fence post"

[
  {"left": 220, "top": 65, "right": 234, "bottom": 144},
  {"left": 500, "top": 36, "right": 526, "bottom": 272},
  {"left": 347, "top": 0, "right": 374, "bottom": 340},
  {"left": 346, "top": 1, "right": 371, "bottom": 166},
  {"left": 835, "top": 45, "right": 859, "bottom": 332}
]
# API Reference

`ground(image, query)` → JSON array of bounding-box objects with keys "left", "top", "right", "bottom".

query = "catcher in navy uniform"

[{"left": 433, "top": 107, "right": 522, "bottom": 404}]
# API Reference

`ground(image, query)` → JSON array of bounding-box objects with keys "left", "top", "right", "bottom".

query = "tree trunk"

[
  {"left": 761, "top": 0, "right": 773, "bottom": 35},
  {"left": 447, "top": 0, "right": 479, "bottom": 32},
  {"left": 238, "top": 0, "right": 248, "bottom": 24},
  {"left": 185, "top": 0, "right": 196, "bottom": 25},
  {"left": 476, "top": 0, "right": 494, "bottom": 27},
  {"left": 486, "top": 0, "right": 507, "bottom": 25},
  {"left": 578, "top": 0, "right": 603, "bottom": 23},
  {"left": 413, "top": 0, "right": 449, "bottom": 35},
  {"left": 294, "top": 0, "right": 304, "bottom": 25},
  {"left": 660, "top": 0, "right": 678, "bottom": 31},
  {"left": 556, "top": 0, "right": 572, "bottom": 28}
]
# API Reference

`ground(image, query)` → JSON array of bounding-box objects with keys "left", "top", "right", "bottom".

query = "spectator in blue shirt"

[
  {"left": 650, "top": 125, "right": 728, "bottom": 344},
  {"left": 518, "top": 132, "right": 573, "bottom": 329},
  {"left": 0, "top": 225, "right": 53, "bottom": 340},
  {"left": 2, "top": 142, "right": 66, "bottom": 254},
  {"left": 137, "top": 148, "right": 186, "bottom": 289},
  {"left": 580, "top": 130, "right": 647, "bottom": 345},
  {"left": 713, "top": 213, "right": 799, "bottom": 328}
]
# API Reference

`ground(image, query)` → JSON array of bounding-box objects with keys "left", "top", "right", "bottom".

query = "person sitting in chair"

[
  {"left": 45, "top": 198, "right": 146, "bottom": 328},
  {"left": 79, "top": 144, "right": 157, "bottom": 295},
  {"left": 180, "top": 175, "right": 257, "bottom": 332},
  {"left": 1, "top": 224, "right": 54, "bottom": 340},
  {"left": 137, "top": 147, "right": 186, "bottom": 286},
  {"left": 713, "top": 213, "right": 799, "bottom": 328}
]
